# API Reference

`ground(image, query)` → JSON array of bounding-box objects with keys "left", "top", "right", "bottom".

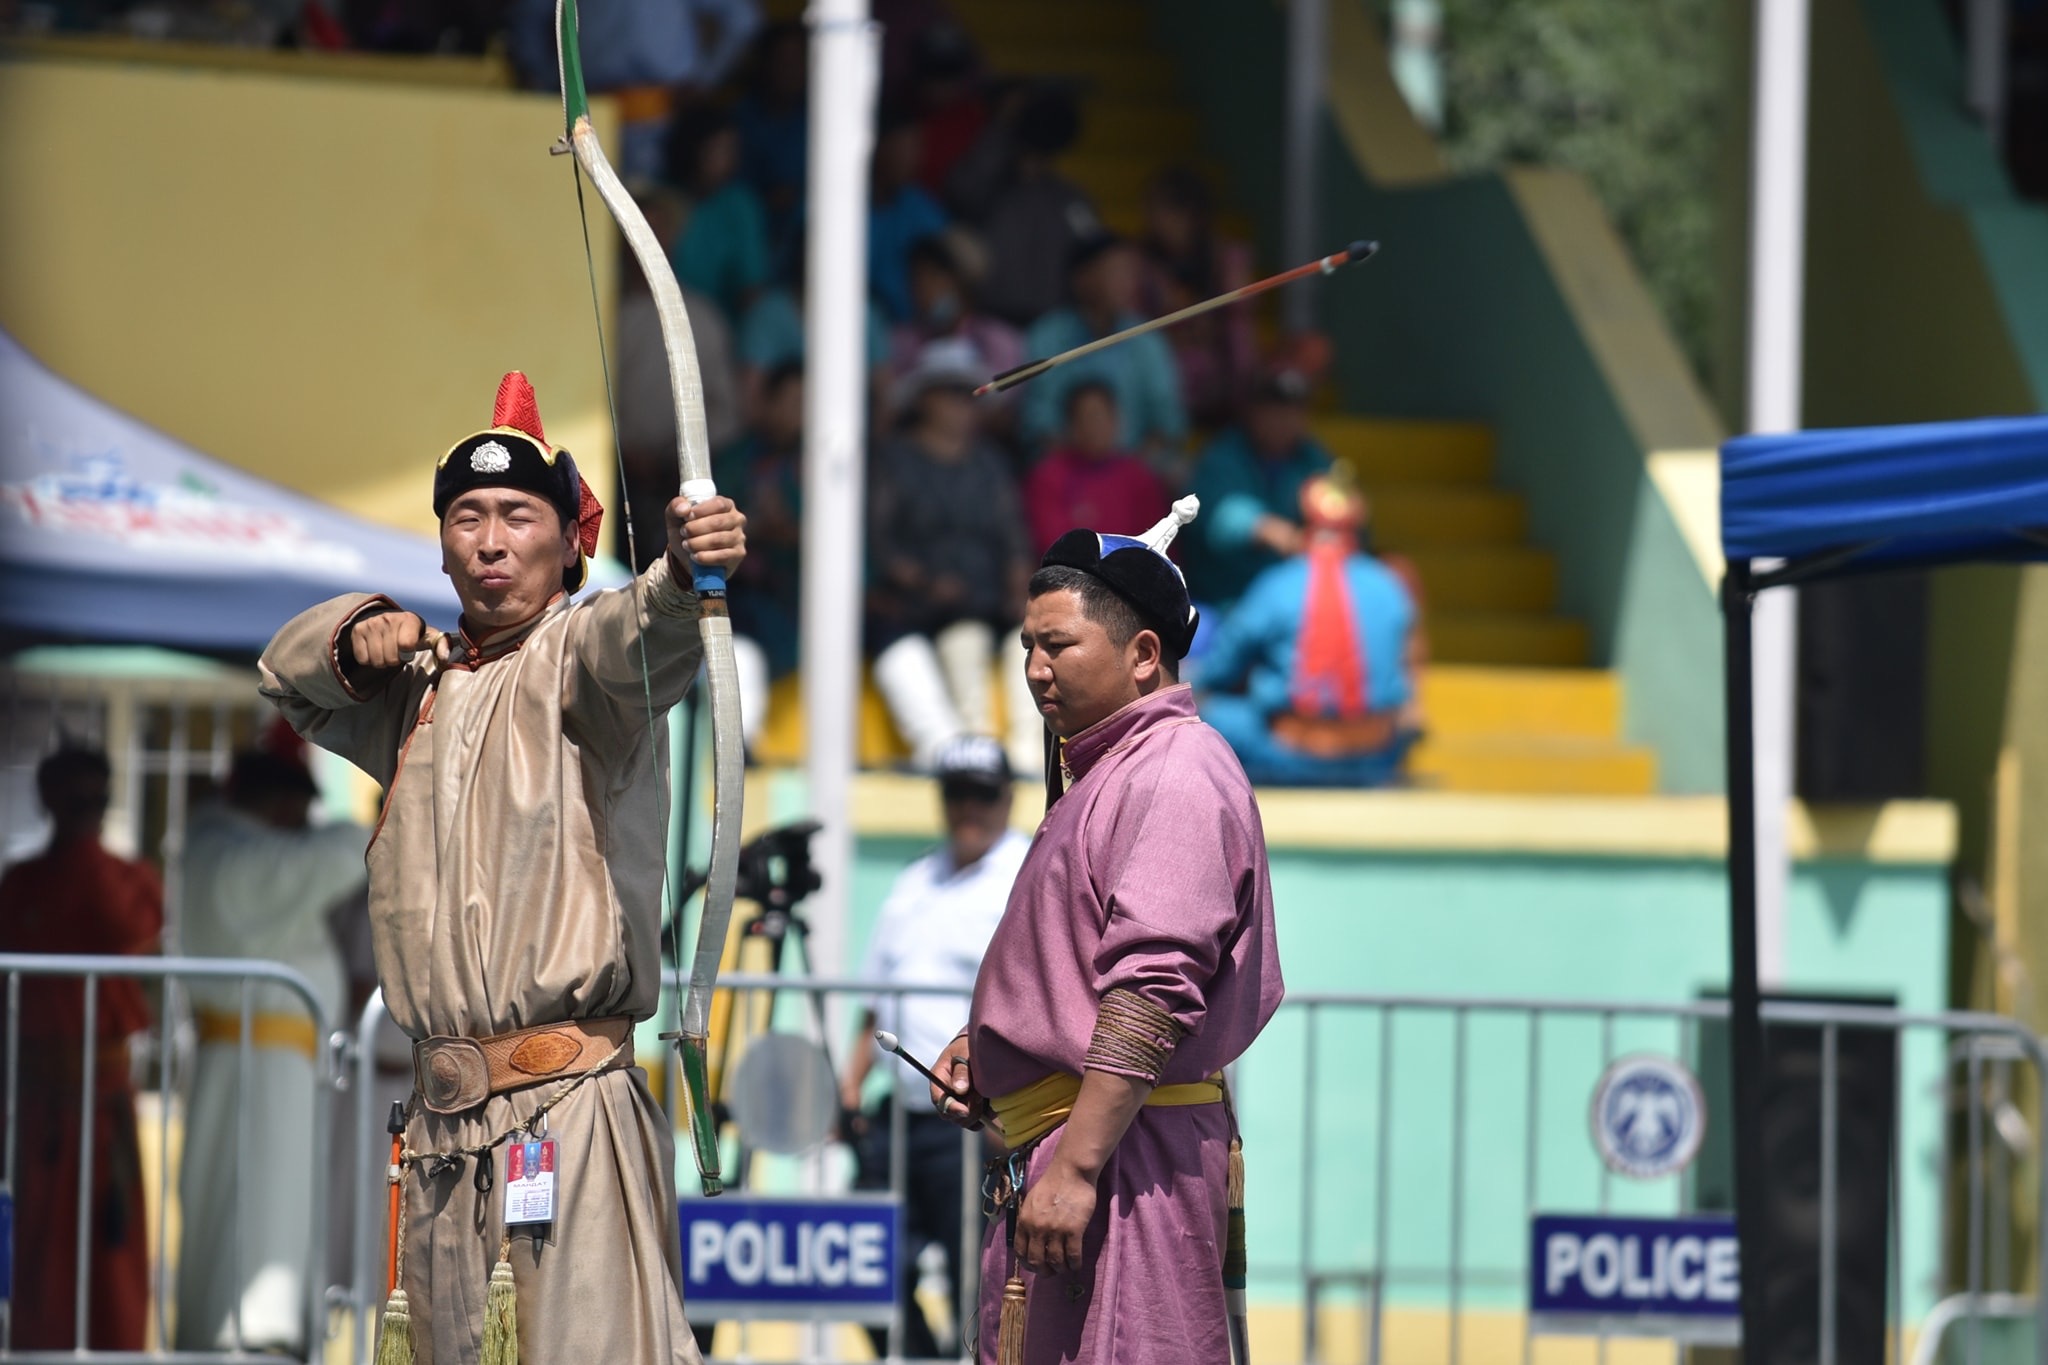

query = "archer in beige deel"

[{"left": 259, "top": 373, "right": 746, "bottom": 1364}]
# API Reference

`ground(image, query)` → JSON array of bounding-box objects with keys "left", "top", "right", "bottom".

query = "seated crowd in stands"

[
  {"left": 584, "top": 5, "right": 1421, "bottom": 788},
  {"left": 102, "top": 0, "right": 1423, "bottom": 788}
]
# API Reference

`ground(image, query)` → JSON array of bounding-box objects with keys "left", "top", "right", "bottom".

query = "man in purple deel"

[{"left": 930, "top": 496, "right": 1284, "bottom": 1364}]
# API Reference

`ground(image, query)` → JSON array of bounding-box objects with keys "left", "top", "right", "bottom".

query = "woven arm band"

[{"left": 1084, "top": 988, "right": 1185, "bottom": 1084}]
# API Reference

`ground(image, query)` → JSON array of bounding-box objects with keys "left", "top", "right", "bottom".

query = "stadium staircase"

[
  {"left": 953, "top": 0, "right": 1655, "bottom": 796},
  {"left": 754, "top": 0, "right": 1660, "bottom": 795}
]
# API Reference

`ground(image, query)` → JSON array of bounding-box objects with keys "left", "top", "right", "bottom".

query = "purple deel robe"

[{"left": 968, "top": 685, "right": 1284, "bottom": 1364}]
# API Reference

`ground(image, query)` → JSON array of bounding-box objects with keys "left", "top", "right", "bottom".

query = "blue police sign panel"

[
  {"left": 680, "top": 1195, "right": 901, "bottom": 1322},
  {"left": 1530, "top": 1213, "right": 1740, "bottom": 1344}
]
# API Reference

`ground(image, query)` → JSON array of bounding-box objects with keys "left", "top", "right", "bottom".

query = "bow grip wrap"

[{"left": 681, "top": 477, "right": 729, "bottom": 597}]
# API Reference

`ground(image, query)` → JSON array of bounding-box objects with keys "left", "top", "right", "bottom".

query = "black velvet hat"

[
  {"left": 432, "top": 372, "right": 602, "bottom": 592},
  {"left": 1039, "top": 497, "right": 1202, "bottom": 659}
]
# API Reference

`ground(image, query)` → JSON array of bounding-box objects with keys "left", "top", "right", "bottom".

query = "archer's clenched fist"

[{"left": 349, "top": 611, "right": 431, "bottom": 671}]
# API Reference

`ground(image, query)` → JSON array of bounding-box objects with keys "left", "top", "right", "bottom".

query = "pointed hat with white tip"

[{"left": 1038, "top": 497, "right": 1203, "bottom": 659}]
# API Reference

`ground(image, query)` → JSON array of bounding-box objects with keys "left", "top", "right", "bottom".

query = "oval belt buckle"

[{"left": 417, "top": 1036, "right": 490, "bottom": 1114}]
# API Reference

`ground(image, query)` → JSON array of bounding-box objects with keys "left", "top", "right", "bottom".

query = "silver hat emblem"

[{"left": 470, "top": 440, "right": 513, "bottom": 474}]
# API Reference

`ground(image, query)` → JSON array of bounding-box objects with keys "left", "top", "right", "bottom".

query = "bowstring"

[{"left": 566, "top": 157, "right": 696, "bottom": 1076}]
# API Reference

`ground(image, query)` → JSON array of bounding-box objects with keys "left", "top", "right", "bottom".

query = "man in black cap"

[
  {"left": 930, "top": 500, "right": 1284, "bottom": 1364},
  {"left": 260, "top": 371, "right": 745, "bottom": 1364},
  {"left": 841, "top": 733, "right": 1026, "bottom": 1356}
]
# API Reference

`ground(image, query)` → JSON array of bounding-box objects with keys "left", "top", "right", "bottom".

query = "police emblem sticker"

[
  {"left": 1590, "top": 1054, "right": 1706, "bottom": 1180},
  {"left": 471, "top": 440, "right": 513, "bottom": 474}
]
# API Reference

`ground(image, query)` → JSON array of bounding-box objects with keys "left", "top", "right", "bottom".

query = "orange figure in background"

[{"left": 0, "top": 744, "right": 161, "bottom": 1350}]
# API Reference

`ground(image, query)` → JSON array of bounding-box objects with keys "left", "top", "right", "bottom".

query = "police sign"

[
  {"left": 1529, "top": 1213, "right": 1740, "bottom": 1344},
  {"left": 679, "top": 1195, "right": 901, "bottom": 1322}
]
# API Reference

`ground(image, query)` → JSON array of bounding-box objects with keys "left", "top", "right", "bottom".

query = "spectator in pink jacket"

[{"left": 1023, "top": 382, "right": 1172, "bottom": 558}]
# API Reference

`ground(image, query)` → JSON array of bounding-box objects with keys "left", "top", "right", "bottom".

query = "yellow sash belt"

[
  {"left": 195, "top": 1009, "right": 318, "bottom": 1062},
  {"left": 990, "top": 1071, "right": 1224, "bottom": 1150}
]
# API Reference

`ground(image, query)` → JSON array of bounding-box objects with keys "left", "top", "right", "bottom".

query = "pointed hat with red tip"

[{"left": 433, "top": 371, "right": 604, "bottom": 592}]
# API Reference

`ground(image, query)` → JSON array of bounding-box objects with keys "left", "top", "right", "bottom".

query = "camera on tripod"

[{"left": 734, "top": 819, "right": 823, "bottom": 915}]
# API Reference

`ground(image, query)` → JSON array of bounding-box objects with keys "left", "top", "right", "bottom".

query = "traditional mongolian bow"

[{"left": 553, "top": 0, "right": 743, "bottom": 1196}]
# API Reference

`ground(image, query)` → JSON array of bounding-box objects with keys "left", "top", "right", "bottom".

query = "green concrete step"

[
  {"left": 1374, "top": 488, "right": 1528, "bottom": 548},
  {"left": 1428, "top": 613, "right": 1589, "bottom": 668},
  {"left": 1312, "top": 417, "right": 1496, "bottom": 485},
  {"left": 1409, "top": 735, "right": 1658, "bottom": 796},
  {"left": 1419, "top": 665, "right": 1621, "bottom": 741},
  {"left": 1073, "top": 104, "right": 1202, "bottom": 161},
  {"left": 987, "top": 46, "right": 1182, "bottom": 100},
  {"left": 1399, "top": 547, "right": 1557, "bottom": 613},
  {"left": 952, "top": 0, "right": 1153, "bottom": 45}
]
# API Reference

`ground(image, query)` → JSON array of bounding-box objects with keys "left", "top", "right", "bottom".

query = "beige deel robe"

[{"left": 259, "top": 555, "right": 706, "bottom": 1365}]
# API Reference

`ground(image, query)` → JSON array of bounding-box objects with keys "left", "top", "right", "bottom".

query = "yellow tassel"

[
  {"left": 1224, "top": 1135, "right": 1248, "bottom": 1298},
  {"left": 996, "top": 1270, "right": 1028, "bottom": 1365},
  {"left": 373, "top": 1288, "right": 415, "bottom": 1365},
  {"left": 480, "top": 1256, "right": 519, "bottom": 1365}
]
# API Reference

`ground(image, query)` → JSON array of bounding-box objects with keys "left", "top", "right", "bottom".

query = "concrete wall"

[{"left": 0, "top": 53, "right": 619, "bottom": 538}]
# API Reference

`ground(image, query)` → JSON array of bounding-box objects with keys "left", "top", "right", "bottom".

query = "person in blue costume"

[
  {"left": 1180, "top": 368, "right": 1334, "bottom": 611},
  {"left": 1199, "top": 473, "right": 1421, "bottom": 787},
  {"left": 1020, "top": 233, "right": 1187, "bottom": 459}
]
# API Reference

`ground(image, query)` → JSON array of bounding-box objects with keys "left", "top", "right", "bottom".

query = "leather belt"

[{"left": 412, "top": 1015, "right": 633, "bottom": 1115}]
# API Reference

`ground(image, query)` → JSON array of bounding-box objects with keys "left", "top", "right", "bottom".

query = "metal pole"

[
  {"left": 1281, "top": 0, "right": 1327, "bottom": 334},
  {"left": 797, "top": 0, "right": 877, "bottom": 998},
  {"left": 1724, "top": 561, "right": 1774, "bottom": 1361},
  {"left": 1448, "top": 1008, "right": 1466, "bottom": 1365},
  {"left": 74, "top": 974, "right": 98, "bottom": 1349},
  {"left": 1744, "top": 0, "right": 1811, "bottom": 990},
  {"left": 1820, "top": 1022, "right": 1839, "bottom": 1365},
  {"left": 1520, "top": 1012, "right": 1540, "bottom": 1365},
  {"left": 1967, "top": 1041, "right": 1985, "bottom": 1365},
  {"left": 1965, "top": 0, "right": 2009, "bottom": 150},
  {"left": 2, "top": 972, "right": 15, "bottom": 1355},
  {"left": 1368, "top": 1006, "right": 1392, "bottom": 1365}
]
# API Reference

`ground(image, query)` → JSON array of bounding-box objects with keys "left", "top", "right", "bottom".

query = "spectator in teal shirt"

[
  {"left": 1182, "top": 368, "right": 1333, "bottom": 608},
  {"left": 868, "top": 107, "right": 952, "bottom": 322},
  {"left": 665, "top": 105, "right": 772, "bottom": 317},
  {"left": 1020, "top": 233, "right": 1186, "bottom": 457}
]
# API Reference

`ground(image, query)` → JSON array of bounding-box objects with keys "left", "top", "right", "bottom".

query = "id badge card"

[{"left": 504, "top": 1139, "right": 558, "bottom": 1226}]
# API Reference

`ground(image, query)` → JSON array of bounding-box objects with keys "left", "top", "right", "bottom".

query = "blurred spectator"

[
  {"left": 1182, "top": 367, "right": 1333, "bottom": 609},
  {"left": 868, "top": 340, "right": 1036, "bottom": 772},
  {"left": 1023, "top": 381, "right": 1171, "bottom": 557},
  {"left": 909, "top": 21, "right": 987, "bottom": 193},
  {"left": 666, "top": 103, "right": 772, "bottom": 317},
  {"left": 718, "top": 361, "right": 807, "bottom": 749},
  {"left": 874, "top": 0, "right": 960, "bottom": 100},
  {"left": 734, "top": 20, "right": 810, "bottom": 271},
  {"left": 1142, "top": 166, "right": 1258, "bottom": 428},
  {"left": 737, "top": 251, "right": 889, "bottom": 415},
  {"left": 176, "top": 732, "right": 368, "bottom": 1355},
  {"left": 885, "top": 234, "right": 1022, "bottom": 421},
  {"left": 949, "top": 85, "right": 1101, "bottom": 325},
  {"left": 842, "top": 734, "right": 1020, "bottom": 1359},
  {"left": 869, "top": 105, "right": 953, "bottom": 322},
  {"left": 509, "top": 0, "right": 763, "bottom": 179},
  {"left": 1021, "top": 232, "right": 1187, "bottom": 458},
  {"left": 0, "top": 744, "right": 159, "bottom": 1351},
  {"left": 1199, "top": 474, "right": 1421, "bottom": 787},
  {"left": 616, "top": 188, "right": 744, "bottom": 569}
]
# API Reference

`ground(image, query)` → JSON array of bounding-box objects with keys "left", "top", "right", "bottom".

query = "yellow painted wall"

[{"left": 0, "top": 55, "right": 619, "bottom": 538}]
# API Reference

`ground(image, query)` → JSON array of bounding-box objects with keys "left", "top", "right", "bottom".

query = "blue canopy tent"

[
  {"left": 1719, "top": 412, "right": 2048, "bottom": 1358},
  {"left": 0, "top": 328, "right": 461, "bottom": 652}
]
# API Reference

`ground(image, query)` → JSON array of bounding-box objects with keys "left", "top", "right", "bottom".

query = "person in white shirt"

[
  {"left": 841, "top": 734, "right": 1027, "bottom": 1358},
  {"left": 175, "top": 736, "right": 368, "bottom": 1354}
]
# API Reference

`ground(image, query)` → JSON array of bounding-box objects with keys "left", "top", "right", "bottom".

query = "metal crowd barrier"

[
  {"left": 0, "top": 952, "right": 334, "bottom": 1364},
  {"left": 336, "top": 979, "right": 2048, "bottom": 1365}
]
